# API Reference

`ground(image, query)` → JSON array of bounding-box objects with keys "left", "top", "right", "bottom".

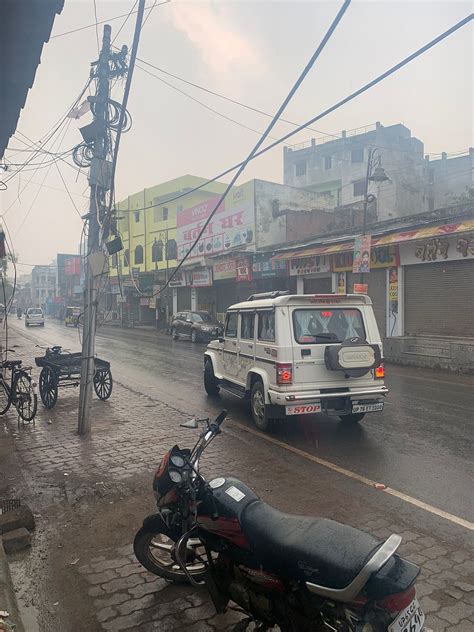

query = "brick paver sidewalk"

[{"left": 0, "top": 331, "right": 473, "bottom": 631}]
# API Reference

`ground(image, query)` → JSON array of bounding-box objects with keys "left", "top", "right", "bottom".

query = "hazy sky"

[{"left": 1, "top": 0, "right": 472, "bottom": 273}]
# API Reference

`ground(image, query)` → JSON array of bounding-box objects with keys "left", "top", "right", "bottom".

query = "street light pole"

[{"left": 359, "top": 148, "right": 390, "bottom": 284}]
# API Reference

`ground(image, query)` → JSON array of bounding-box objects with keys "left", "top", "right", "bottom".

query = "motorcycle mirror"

[{"left": 180, "top": 418, "right": 199, "bottom": 429}]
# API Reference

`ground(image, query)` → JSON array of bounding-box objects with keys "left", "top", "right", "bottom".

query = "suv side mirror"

[{"left": 218, "top": 337, "right": 224, "bottom": 343}]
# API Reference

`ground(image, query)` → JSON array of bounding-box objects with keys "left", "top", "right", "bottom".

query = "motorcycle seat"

[{"left": 241, "top": 500, "right": 384, "bottom": 590}]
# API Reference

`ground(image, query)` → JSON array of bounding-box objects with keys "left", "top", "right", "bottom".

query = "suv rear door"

[{"left": 291, "top": 305, "right": 374, "bottom": 385}]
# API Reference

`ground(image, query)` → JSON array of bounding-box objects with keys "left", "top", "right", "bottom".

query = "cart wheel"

[
  {"left": 39, "top": 367, "right": 58, "bottom": 409},
  {"left": 94, "top": 368, "right": 113, "bottom": 400}
]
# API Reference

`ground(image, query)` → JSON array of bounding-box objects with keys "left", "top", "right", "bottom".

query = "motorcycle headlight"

[{"left": 169, "top": 469, "right": 183, "bottom": 484}]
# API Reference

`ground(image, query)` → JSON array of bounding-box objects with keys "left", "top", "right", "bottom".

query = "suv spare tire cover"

[{"left": 324, "top": 337, "right": 381, "bottom": 378}]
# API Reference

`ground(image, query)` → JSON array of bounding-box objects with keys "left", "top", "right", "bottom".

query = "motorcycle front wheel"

[{"left": 133, "top": 527, "right": 207, "bottom": 583}]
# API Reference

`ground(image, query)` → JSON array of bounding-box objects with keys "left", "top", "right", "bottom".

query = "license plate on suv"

[
  {"left": 352, "top": 402, "right": 384, "bottom": 413},
  {"left": 286, "top": 403, "right": 321, "bottom": 416},
  {"left": 388, "top": 597, "right": 425, "bottom": 632}
]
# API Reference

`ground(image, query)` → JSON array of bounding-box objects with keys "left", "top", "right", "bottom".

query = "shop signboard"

[
  {"left": 213, "top": 259, "right": 236, "bottom": 280},
  {"left": 64, "top": 256, "right": 81, "bottom": 276},
  {"left": 333, "top": 246, "right": 399, "bottom": 271},
  {"left": 252, "top": 257, "right": 287, "bottom": 278},
  {"left": 189, "top": 268, "right": 213, "bottom": 287},
  {"left": 289, "top": 255, "right": 330, "bottom": 276},
  {"left": 139, "top": 298, "right": 149, "bottom": 306},
  {"left": 353, "top": 283, "right": 368, "bottom": 294},
  {"left": 236, "top": 257, "right": 252, "bottom": 283},
  {"left": 176, "top": 181, "right": 255, "bottom": 263},
  {"left": 352, "top": 235, "right": 372, "bottom": 273},
  {"left": 168, "top": 271, "right": 187, "bottom": 287},
  {"left": 399, "top": 234, "right": 474, "bottom": 265}
]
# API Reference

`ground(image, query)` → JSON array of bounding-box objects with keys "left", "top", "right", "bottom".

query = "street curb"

[{"left": 0, "top": 536, "right": 24, "bottom": 632}]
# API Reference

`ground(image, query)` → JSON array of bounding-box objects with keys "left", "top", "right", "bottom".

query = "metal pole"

[
  {"left": 359, "top": 148, "right": 374, "bottom": 285},
  {"left": 78, "top": 25, "right": 112, "bottom": 435}
]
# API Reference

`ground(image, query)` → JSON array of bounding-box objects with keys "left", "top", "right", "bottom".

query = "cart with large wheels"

[{"left": 35, "top": 346, "right": 113, "bottom": 409}]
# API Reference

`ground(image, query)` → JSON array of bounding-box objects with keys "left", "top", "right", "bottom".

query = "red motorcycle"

[{"left": 134, "top": 411, "right": 425, "bottom": 632}]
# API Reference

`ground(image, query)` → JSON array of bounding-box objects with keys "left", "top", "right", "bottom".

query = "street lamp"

[
  {"left": 362, "top": 147, "right": 390, "bottom": 234},
  {"left": 359, "top": 148, "right": 390, "bottom": 283}
]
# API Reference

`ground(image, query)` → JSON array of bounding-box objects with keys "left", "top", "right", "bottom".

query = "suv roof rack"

[{"left": 247, "top": 290, "right": 290, "bottom": 301}]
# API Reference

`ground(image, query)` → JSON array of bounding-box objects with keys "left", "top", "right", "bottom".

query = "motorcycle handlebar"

[{"left": 215, "top": 410, "right": 227, "bottom": 426}]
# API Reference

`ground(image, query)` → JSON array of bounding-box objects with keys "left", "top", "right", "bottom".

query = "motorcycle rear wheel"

[{"left": 133, "top": 527, "right": 207, "bottom": 583}]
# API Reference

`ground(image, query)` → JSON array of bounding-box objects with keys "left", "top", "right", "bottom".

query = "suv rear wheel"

[
  {"left": 250, "top": 381, "right": 272, "bottom": 432},
  {"left": 339, "top": 413, "right": 365, "bottom": 423}
]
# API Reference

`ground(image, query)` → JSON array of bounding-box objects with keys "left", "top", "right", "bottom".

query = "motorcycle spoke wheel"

[{"left": 134, "top": 527, "right": 208, "bottom": 583}]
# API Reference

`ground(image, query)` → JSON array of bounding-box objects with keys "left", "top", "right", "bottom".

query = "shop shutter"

[
  {"left": 347, "top": 268, "right": 386, "bottom": 335},
  {"left": 404, "top": 260, "right": 474, "bottom": 337},
  {"left": 177, "top": 287, "right": 191, "bottom": 312},
  {"left": 303, "top": 277, "right": 332, "bottom": 294}
]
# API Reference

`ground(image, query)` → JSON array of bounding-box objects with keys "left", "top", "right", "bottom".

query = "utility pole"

[{"left": 77, "top": 25, "right": 112, "bottom": 435}]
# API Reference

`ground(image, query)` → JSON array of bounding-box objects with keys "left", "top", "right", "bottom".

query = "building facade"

[
  {"left": 31, "top": 264, "right": 56, "bottom": 311},
  {"left": 426, "top": 148, "right": 474, "bottom": 210},
  {"left": 283, "top": 122, "right": 427, "bottom": 222}
]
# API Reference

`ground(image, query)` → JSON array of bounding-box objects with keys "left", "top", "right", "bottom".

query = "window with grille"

[
  {"left": 295, "top": 162, "right": 307, "bottom": 176},
  {"left": 351, "top": 148, "right": 364, "bottom": 163},
  {"left": 134, "top": 245, "right": 144, "bottom": 265},
  {"left": 353, "top": 180, "right": 366, "bottom": 197},
  {"left": 324, "top": 156, "right": 332, "bottom": 170}
]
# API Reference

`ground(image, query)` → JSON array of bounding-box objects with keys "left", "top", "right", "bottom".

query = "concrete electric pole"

[
  {"left": 77, "top": 24, "right": 113, "bottom": 436},
  {"left": 77, "top": 1, "right": 145, "bottom": 435}
]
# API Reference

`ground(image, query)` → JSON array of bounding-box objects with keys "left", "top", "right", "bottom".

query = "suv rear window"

[
  {"left": 28, "top": 308, "right": 43, "bottom": 315},
  {"left": 292, "top": 308, "right": 365, "bottom": 344}
]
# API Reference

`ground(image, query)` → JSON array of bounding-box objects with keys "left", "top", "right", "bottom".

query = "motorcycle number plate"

[{"left": 388, "top": 598, "right": 425, "bottom": 632}]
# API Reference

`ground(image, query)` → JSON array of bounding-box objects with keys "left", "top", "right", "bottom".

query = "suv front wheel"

[
  {"left": 204, "top": 359, "right": 219, "bottom": 396},
  {"left": 250, "top": 381, "right": 272, "bottom": 432}
]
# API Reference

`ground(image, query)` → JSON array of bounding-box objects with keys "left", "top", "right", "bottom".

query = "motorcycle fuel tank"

[{"left": 197, "top": 477, "right": 259, "bottom": 550}]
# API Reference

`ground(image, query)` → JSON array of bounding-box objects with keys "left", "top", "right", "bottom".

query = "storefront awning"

[{"left": 272, "top": 218, "right": 474, "bottom": 261}]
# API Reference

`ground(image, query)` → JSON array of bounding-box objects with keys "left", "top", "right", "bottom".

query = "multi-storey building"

[{"left": 283, "top": 122, "right": 427, "bottom": 221}]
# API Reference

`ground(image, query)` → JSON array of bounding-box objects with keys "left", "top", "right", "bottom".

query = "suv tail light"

[
  {"left": 276, "top": 363, "right": 293, "bottom": 385},
  {"left": 377, "top": 586, "right": 415, "bottom": 613},
  {"left": 375, "top": 362, "right": 385, "bottom": 379}
]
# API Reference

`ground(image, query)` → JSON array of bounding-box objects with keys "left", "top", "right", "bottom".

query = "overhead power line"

[
  {"left": 135, "top": 62, "right": 298, "bottom": 146},
  {"left": 149, "top": 0, "right": 352, "bottom": 296},
  {"left": 133, "top": 55, "right": 334, "bottom": 140},
  {"left": 115, "top": 12, "right": 474, "bottom": 216},
  {"left": 51, "top": 0, "right": 170, "bottom": 39}
]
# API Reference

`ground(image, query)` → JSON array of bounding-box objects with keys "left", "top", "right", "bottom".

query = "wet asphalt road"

[{"left": 12, "top": 317, "right": 474, "bottom": 523}]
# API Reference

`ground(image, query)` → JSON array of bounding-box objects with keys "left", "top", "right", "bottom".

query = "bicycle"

[{"left": 0, "top": 351, "right": 38, "bottom": 422}]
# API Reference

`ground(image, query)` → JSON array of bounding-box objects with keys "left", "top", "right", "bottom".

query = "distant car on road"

[
  {"left": 25, "top": 307, "right": 45, "bottom": 327},
  {"left": 171, "top": 311, "right": 223, "bottom": 343}
]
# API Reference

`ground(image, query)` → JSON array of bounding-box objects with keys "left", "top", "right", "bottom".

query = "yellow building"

[
  {"left": 111, "top": 175, "right": 228, "bottom": 277},
  {"left": 109, "top": 175, "right": 228, "bottom": 323}
]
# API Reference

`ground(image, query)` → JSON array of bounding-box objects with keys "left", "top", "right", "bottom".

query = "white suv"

[
  {"left": 25, "top": 307, "right": 45, "bottom": 327},
  {"left": 204, "top": 292, "right": 388, "bottom": 431}
]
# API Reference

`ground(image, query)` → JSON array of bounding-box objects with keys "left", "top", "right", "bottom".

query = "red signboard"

[
  {"left": 64, "top": 256, "right": 81, "bottom": 276},
  {"left": 236, "top": 257, "right": 252, "bottom": 283}
]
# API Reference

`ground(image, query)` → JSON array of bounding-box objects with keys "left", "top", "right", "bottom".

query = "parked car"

[
  {"left": 203, "top": 291, "right": 388, "bottom": 431},
  {"left": 171, "top": 311, "right": 223, "bottom": 343},
  {"left": 25, "top": 307, "right": 45, "bottom": 327}
]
